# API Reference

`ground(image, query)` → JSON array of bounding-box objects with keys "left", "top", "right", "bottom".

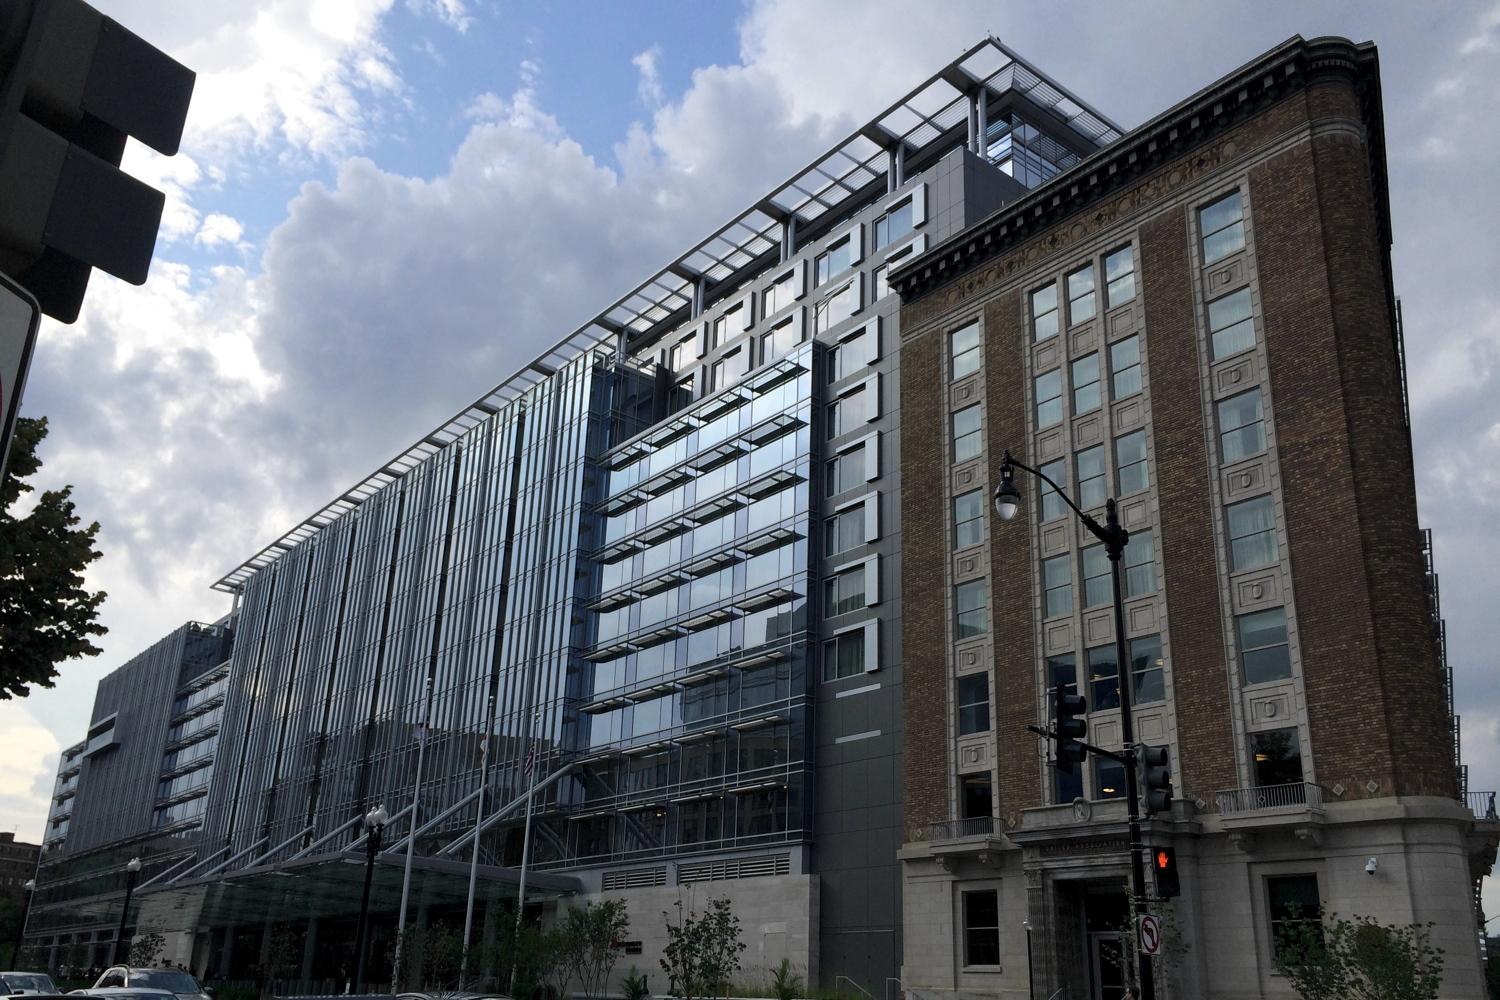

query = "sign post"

[
  {"left": 1138, "top": 912, "right": 1162, "bottom": 958},
  {"left": 0, "top": 271, "right": 40, "bottom": 481}
]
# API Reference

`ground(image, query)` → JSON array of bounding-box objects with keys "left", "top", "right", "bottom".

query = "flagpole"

[
  {"left": 392, "top": 675, "right": 434, "bottom": 988},
  {"left": 461, "top": 694, "right": 495, "bottom": 984},
  {"left": 508, "top": 710, "right": 542, "bottom": 994}
]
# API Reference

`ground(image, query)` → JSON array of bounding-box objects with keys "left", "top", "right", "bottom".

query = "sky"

[{"left": 2, "top": 0, "right": 1498, "bottom": 905}]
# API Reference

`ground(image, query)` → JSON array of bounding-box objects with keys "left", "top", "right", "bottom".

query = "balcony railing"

[
  {"left": 927, "top": 816, "right": 996, "bottom": 841},
  {"left": 1464, "top": 791, "right": 1499, "bottom": 819},
  {"left": 1215, "top": 782, "right": 1324, "bottom": 816}
]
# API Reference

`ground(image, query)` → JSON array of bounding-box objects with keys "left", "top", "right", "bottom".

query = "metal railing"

[
  {"left": 1215, "top": 782, "right": 1323, "bottom": 815},
  {"left": 926, "top": 815, "right": 995, "bottom": 840},
  {"left": 1464, "top": 791, "right": 1498, "bottom": 819},
  {"left": 836, "top": 976, "right": 875, "bottom": 1000}
]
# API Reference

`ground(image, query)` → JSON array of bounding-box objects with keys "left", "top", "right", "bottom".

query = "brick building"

[
  {"left": 891, "top": 35, "right": 1498, "bottom": 999},
  {"left": 0, "top": 832, "right": 40, "bottom": 904}
]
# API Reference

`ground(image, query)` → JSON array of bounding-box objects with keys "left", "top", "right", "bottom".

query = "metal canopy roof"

[{"left": 213, "top": 36, "right": 1121, "bottom": 594}]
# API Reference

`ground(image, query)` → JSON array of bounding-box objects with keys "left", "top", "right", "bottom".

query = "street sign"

[
  {"left": 1138, "top": 912, "right": 1162, "bottom": 957},
  {"left": 0, "top": 271, "right": 40, "bottom": 481}
]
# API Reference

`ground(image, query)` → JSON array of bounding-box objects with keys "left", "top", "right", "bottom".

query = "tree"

[
  {"left": 128, "top": 932, "right": 165, "bottom": 967},
  {"left": 559, "top": 899, "right": 630, "bottom": 999},
  {"left": 660, "top": 896, "right": 744, "bottom": 1000},
  {"left": 1277, "top": 913, "right": 1445, "bottom": 1000},
  {"left": 0, "top": 416, "right": 106, "bottom": 698}
]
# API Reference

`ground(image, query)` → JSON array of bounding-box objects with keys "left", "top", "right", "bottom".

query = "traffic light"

[
  {"left": 1137, "top": 742, "right": 1173, "bottom": 816},
  {"left": 1153, "top": 845, "right": 1180, "bottom": 898},
  {"left": 0, "top": 0, "right": 195, "bottom": 322},
  {"left": 1052, "top": 684, "right": 1087, "bottom": 774}
]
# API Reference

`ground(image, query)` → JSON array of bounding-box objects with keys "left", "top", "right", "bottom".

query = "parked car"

[
  {"left": 1, "top": 974, "right": 59, "bottom": 996},
  {"left": 85, "top": 969, "right": 207, "bottom": 1000},
  {"left": 70, "top": 990, "right": 178, "bottom": 1000}
]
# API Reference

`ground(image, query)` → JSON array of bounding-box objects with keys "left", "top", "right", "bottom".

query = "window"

[
  {"left": 957, "top": 674, "right": 990, "bottom": 736},
  {"left": 668, "top": 334, "right": 696, "bottom": 372},
  {"left": 823, "top": 630, "right": 865, "bottom": 680},
  {"left": 1039, "top": 459, "right": 1067, "bottom": 521},
  {"left": 1115, "top": 430, "right": 1149, "bottom": 495},
  {"left": 829, "top": 325, "right": 872, "bottom": 383},
  {"left": 961, "top": 774, "right": 992, "bottom": 820},
  {"left": 1067, "top": 264, "right": 1096, "bottom": 324},
  {"left": 711, "top": 314, "right": 729, "bottom": 349},
  {"left": 825, "top": 505, "right": 866, "bottom": 556},
  {"left": 710, "top": 348, "right": 748, "bottom": 391},
  {"left": 1123, "top": 529, "right": 1155, "bottom": 598},
  {"left": 1035, "top": 369, "right": 1063, "bottom": 427},
  {"left": 1201, "top": 191, "right": 1246, "bottom": 264},
  {"left": 736, "top": 787, "right": 788, "bottom": 837},
  {"left": 824, "top": 565, "right": 866, "bottom": 617},
  {"left": 874, "top": 199, "right": 914, "bottom": 249},
  {"left": 962, "top": 891, "right": 1001, "bottom": 966},
  {"left": 1227, "top": 495, "right": 1278, "bottom": 569},
  {"left": 952, "top": 406, "right": 983, "bottom": 463},
  {"left": 1131, "top": 633, "right": 1164, "bottom": 704},
  {"left": 954, "top": 491, "right": 985, "bottom": 549},
  {"left": 1087, "top": 644, "right": 1119, "bottom": 710},
  {"left": 1110, "top": 335, "right": 1141, "bottom": 397},
  {"left": 950, "top": 322, "right": 981, "bottom": 379},
  {"left": 760, "top": 316, "right": 801, "bottom": 362},
  {"left": 1076, "top": 446, "right": 1106, "bottom": 509},
  {"left": 872, "top": 264, "right": 890, "bottom": 300},
  {"left": 826, "top": 449, "right": 865, "bottom": 497},
  {"left": 1043, "top": 556, "right": 1072, "bottom": 618},
  {"left": 1047, "top": 652, "right": 1077, "bottom": 696},
  {"left": 955, "top": 581, "right": 988, "bottom": 638},
  {"left": 826, "top": 385, "right": 866, "bottom": 439},
  {"left": 1251, "top": 727, "right": 1304, "bottom": 786},
  {"left": 1032, "top": 284, "right": 1059, "bottom": 342},
  {"left": 763, "top": 271, "right": 795, "bottom": 318},
  {"left": 1082, "top": 545, "right": 1110, "bottom": 608},
  {"left": 1072, "top": 353, "right": 1101, "bottom": 414},
  {"left": 1268, "top": 875, "right": 1322, "bottom": 962},
  {"left": 1238, "top": 608, "right": 1292, "bottom": 685},
  {"left": 1218, "top": 388, "right": 1265, "bottom": 463},
  {"left": 816, "top": 235, "right": 854, "bottom": 286},
  {"left": 814, "top": 280, "right": 858, "bottom": 333},
  {"left": 1208, "top": 288, "right": 1255, "bottom": 359},
  {"left": 1094, "top": 756, "right": 1126, "bottom": 800},
  {"left": 1104, "top": 245, "right": 1135, "bottom": 306}
]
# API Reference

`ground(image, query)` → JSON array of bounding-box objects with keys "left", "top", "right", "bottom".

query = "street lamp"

[
  {"left": 1021, "top": 916, "right": 1035, "bottom": 1000},
  {"left": 112, "top": 857, "right": 142, "bottom": 964},
  {"left": 353, "top": 803, "right": 389, "bottom": 992},
  {"left": 10, "top": 878, "right": 36, "bottom": 967},
  {"left": 994, "top": 449, "right": 1157, "bottom": 1000}
]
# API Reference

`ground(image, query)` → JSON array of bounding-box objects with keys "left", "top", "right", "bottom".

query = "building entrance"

[{"left": 1082, "top": 887, "right": 1129, "bottom": 1000}]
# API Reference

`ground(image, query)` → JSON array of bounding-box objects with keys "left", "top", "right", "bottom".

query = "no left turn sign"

[{"left": 1138, "top": 913, "right": 1162, "bottom": 956}]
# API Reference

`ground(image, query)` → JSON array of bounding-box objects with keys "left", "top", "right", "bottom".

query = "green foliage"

[
  {"left": 128, "top": 932, "right": 166, "bottom": 967},
  {"left": 1276, "top": 913, "right": 1445, "bottom": 1000},
  {"left": 1109, "top": 901, "right": 1189, "bottom": 995},
  {"left": 660, "top": 896, "right": 745, "bottom": 1000},
  {"left": 622, "top": 966, "right": 653, "bottom": 1000},
  {"left": 769, "top": 958, "right": 803, "bottom": 1000},
  {"left": 558, "top": 899, "right": 630, "bottom": 999},
  {"left": 388, "top": 924, "right": 469, "bottom": 993},
  {"left": 0, "top": 416, "right": 106, "bottom": 699}
]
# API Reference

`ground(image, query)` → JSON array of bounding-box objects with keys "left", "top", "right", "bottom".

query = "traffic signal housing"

[
  {"left": 1052, "top": 684, "right": 1087, "bottom": 774},
  {"left": 1153, "top": 845, "right": 1180, "bottom": 898},
  {"left": 1137, "top": 742, "right": 1173, "bottom": 816}
]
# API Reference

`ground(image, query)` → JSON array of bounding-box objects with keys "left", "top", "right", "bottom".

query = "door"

[{"left": 1089, "top": 931, "right": 1126, "bottom": 1000}]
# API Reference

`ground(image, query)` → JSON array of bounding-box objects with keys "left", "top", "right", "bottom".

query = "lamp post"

[
  {"left": 10, "top": 877, "right": 35, "bottom": 966},
  {"left": 353, "top": 804, "right": 389, "bottom": 992},
  {"left": 112, "top": 858, "right": 142, "bottom": 964},
  {"left": 994, "top": 449, "right": 1156, "bottom": 1000},
  {"left": 1021, "top": 916, "right": 1035, "bottom": 1000}
]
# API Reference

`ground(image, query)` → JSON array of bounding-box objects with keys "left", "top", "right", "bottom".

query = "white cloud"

[
  {"left": 195, "top": 212, "right": 247, "bottom": 248},
  {"left": 633, "top": 46, "right": 664, "bottom": 110},
  {"left": 1459, "top": 2, "right": 1500, "bottom": 55},
  {"left": 0, "top": 703, "right": 61, "bottom": 842}
]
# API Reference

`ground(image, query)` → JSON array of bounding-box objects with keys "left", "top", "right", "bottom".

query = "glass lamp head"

[{"left": 993, "top": 473, "right": 1021, "bottom": 522}]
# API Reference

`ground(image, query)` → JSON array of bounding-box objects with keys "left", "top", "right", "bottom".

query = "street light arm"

[{"left": 1000, "top": 449, "right": 1111, "bottom": 544}]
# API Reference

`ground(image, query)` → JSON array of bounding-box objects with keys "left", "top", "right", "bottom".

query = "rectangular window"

[
  {"left": 826, "top": 449, "right": 865, "bottom": 497},
  {"left": 1076, "top": 445, "right": 1106, "bottom": 509},
  {"left": 1238, "top": 607, "right": 1292, "bottom": 685},
  {"left": 824, "top": 565, "right": 866, "bottom": 618},
  {"left": 1115, "top": 430, "right": 1149, "bottom": 495},
  {"left": 1039, "top": 459, "right": 1068, "bottom": 521},
  {"left": 824, "top": 505, "right": 866, "bottom": 556},
  {"left": 1131, "top": 633, "right": 1164, "bottom": 705},
  {"left": 711, "top": 314, "right": 729, "bottom": 349},
  {"left": 1110, "top": 335, "right": 1141, "bottom": 398},
  {"left": 1209, "top": 288, "right": 1255, "bottom": 359},
  {"left": 954, "top": 490, "right": 985, "bottom": 549},
  {"left": 710, "top": 348, "right": 748, "bottom": 392},
  {"left": 1268, "top": 875, "right": 1322, "bottom": 962},
  {"left": 828, "top": 326, "right": 870, "bottom": 383},
  {"left": 826, "top": 385, "right": 866, "bottom": 440},
  {"left": 1251, "top": 727, "right": 1304, "bottom": 787},
  {"left": 961, "top": 774, "right": 992, "bottom": 820},
  {"left": 950, "top": 322, "right": 981, "bottom": 379},
  {"left": 763, "top": 271, "right": 795, "bottom": 319},
  {"left": 1043, "top": 556, "right": 1072, "bottom": 618},
  {"left": 1218, "top": 388, "right": 1265, "bottom": 463},
  {"left": 957, "top": 674, "right": 990, "bottom": 736},
  {"left": 1201, "top": 191, "right": 1247, "bottom": 264},
  {"left": 962, "top": 891, "right": 1001, "bottom": 967},
  {"left": 1032, "top": 284, "right": 1059, "bottom": 342},
  {"left": 816, "top": 236, "right": 853, "bottom": 286},
  {"left": 814, "top": 280, "right": 858, "bottom": 333},
  {"left": 1104, "top": 246, "right": 1135, "bottom": 306},
  {"left": 1227, "top": 494, "right": 1278, "bottom": 569},
  {"left": 1088, "top": 644, "right": 1119, "bottom": 711},
  {"left": 1048, "top": 652, "right": 1077, "bottom": 696},
  {"left": 1124, "top": 530, "right": 1155, "bottom": 598},
  {"left": 760, "top": 316, "right": 801, "bottom": 363},
  {"left": 874, "top": 199, "right": 914, "bottom": 250},
  {"left": 823, "top": 631, "right": 865, "bottom": 680},
  {"left": 1035, "top": 369, "right": 1063, "bottom": 427},
  {"left": 872, "top": 264, "right": 890, "bottom": 301},
  {"left": 952, "top": 405, "right": 982, "bottom": 463},
  {"left": 1072, "top": 353, "right": 1101, "bottom": 414},
  {"left": 1067, "top": 264, "right": 1096, "bottom": 325},
  {"left": 955, "top": 580, "right": 988, "bottom": 638},
  {"left": 1082, "top": 545, "right": 1110, "bottom": 608},
  {"left": 668, "top": 334, "right": 696, "bottom": 372},
  {"left": 1094, "top": 755, "right": 1126, "bottom": 800}
]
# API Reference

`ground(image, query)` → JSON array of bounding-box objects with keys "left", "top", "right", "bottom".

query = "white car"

[
  {"left": 1, "top": 973, "right": 59, "bottom": 996},
  {"left": 84, "top": 970, "right": 207, "bottom": 1000}
]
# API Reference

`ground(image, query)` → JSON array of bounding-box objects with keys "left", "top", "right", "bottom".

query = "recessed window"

[
  {"left": 1123, "top": 529, "right": 1155, "bottom": 598},
  {"left": 828, "top": 326, "right": 871, "bottom": 383},
  {"left": 1076, "top": 445, "right": 1106, "bottom": 509},
  {"left": 1130, "top": 633, "right": 1164, "bottom": 704},
  {"left": 1032, "top": 284, "right": 1059, "bottom": 342},
  {"left": 953, "top": 490, "right": 985, "bottom": 549},
  {"left": 1047, "top": 652, "right": 1077, "bottom": 696},
  {"left": 1087, "top": 644, "right": 1119, "bottom": 711},
  {"left": 824, "top": 506, "right": 865, "bottom": 557},
  {"left": 1072, "top": 353, "right": 1101, "bottom": 414},
  {"left": 955, "top": 580, "right": 988, "bottom": 638},
  {"left": 1067, "top": 264, "right": 1096, "bottom": 325},
  {"left": 668, "top": 334, "right": 696, "bottom": 372},
  {"left": 1043, "top": 555, "right": 1072, "bottom": 618},
  {"left": 1251, "top": 727, "right": 1304, "bottom": 787},
  {"left": 814, "top": 280, "right": 858, "bottom": 333},
  {"left": 1201, "top": 191, "right": 1247, "bottom": 264},
  {"left": 763, "top": 271, "right": 796, "bottom": 319},
  {"left": 1104, "top": 246, "right": 1135, "bottom": 306},
  {"left": 952, "top": 406, "right": 983, "bottom": 463},
  {"left": 760, "top": 316, "right": 801, "bottom": 363},
  {"left": 961, "top": 773, "right": 993, "bottom": 820},
  {"left": 826, "top": 443, "right": 870, "bottom": 498},
  {"left": 710, "top": 348, "right": 748, "bottom": 391},
  {"left": 824, "top": 564, "right": 866, "bottom": 618},
  {"left": 1268, "top": 874, "right": 1322, "bottom": 963},
  {"left": 1227, "top": 495, "right": 1277, "bottom": 569},
  {"left": 816, "top": 235, "right": 854, "bottom": 286},
  {"left": 1039, "top": 459, "right": 1068, "bottom": 521},
  {"left": 872, "top": 264, "right": 890, "bottom": 301},
  {"left": 1115, "top": 430, "right": 1149, "bottom": 495},
  {"left": 1110, "top": 335, "right": 1141, "bottom": 398},
  {"left": 962, "top": 890, "right": 1001, "bottom": 967},
  {"left": 1208, "top": 288, "right": 1255, "bottom": 359},
  {"left": 874, "top": 199, "right": 914, "bottom": 250},
  {"left": 823, "top": 630, "right": 866, "bottom": 680},
  {"left": 1094, "top": 755, "right": 1126, "bottom": 800},
  {"left": 1238, "top": 607, "right": 1292, "bottom": 685},
  {"left": 950, "top": 322, "right": 981, "bottom": 380},
  {"left": 826, "top": 385, "right": 866, "bottom": 440},
  {"left": 1082, "top": 545, "right": 1110, "bottom": 608},
  {"left": 711, "top": 314, "right": 730, "bottom": 349},
  {"left": 957, "top": 674, "right": 990, "bottom": 736},
  {"left": 1035, "top": 370, "right": 1063, "bottom": 428},
  {"left": 1218, "top": 388, "right": 1265, "bottom": 463}
]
